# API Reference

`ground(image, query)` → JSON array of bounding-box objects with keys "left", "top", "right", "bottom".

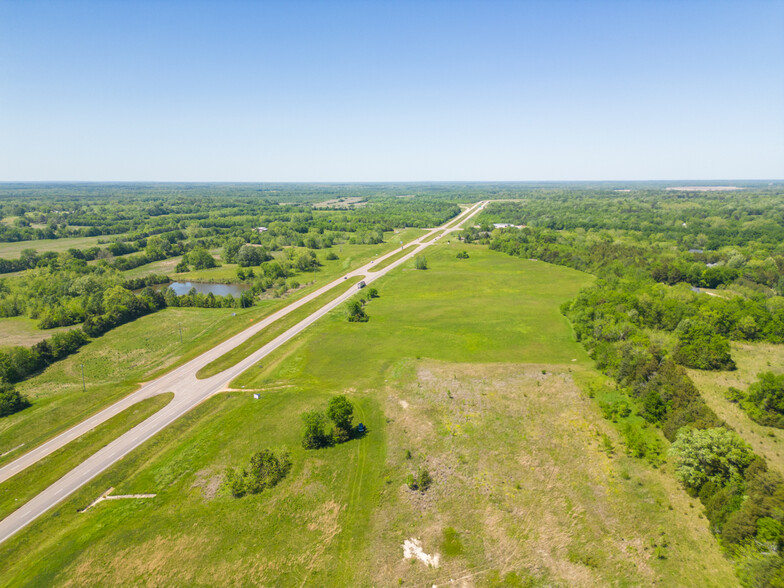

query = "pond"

[{"left": 156, "top": 281, "right": 250, "bottom": 297}]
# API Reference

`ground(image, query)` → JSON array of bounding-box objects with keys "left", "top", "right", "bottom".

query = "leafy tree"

[
  {"left": 456, "top": 251, "right": 469, "bottom": 259},
  {"left": 346, "top": 300, "right": 368, "bottom": 322},
  {"left": 188, "top": 247, "right": 217, "bottom": 270},
  {"left": 222, "top": 237, "right": 245, "bottom": 263},
  {"left": 415, "top": 256, "right": 428, "bottom": 270},
  {"left": 326, "top": 395, "right": 354, "bottom": 441},
  {"left": 175, "top": 259, "right": 189, "bottom": 273},
  {"left": 672, "top": 319, "right": 735, "bottom": 371},
  {"left": 301, "top": 410, "right": 329, "bottom": 449},
  {"left": 237, "top": 244, "right": 270, "bottom": 267},
  {"left": 744, "top": 372, "right": 784, "bottom": 427},
  {"left": 366, "top": 287, "right": 379, "bottom": 299},
  {"left": 668, "top": 427, "right": 754, "bottom": 491}
]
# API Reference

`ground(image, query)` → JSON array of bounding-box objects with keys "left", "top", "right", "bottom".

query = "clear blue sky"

[{"left": 1, "top": 0, "right": 782, "bottom": 181}]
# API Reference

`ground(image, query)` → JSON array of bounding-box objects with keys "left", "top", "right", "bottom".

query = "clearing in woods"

[{"left": 0, "top": 243, "right": 736, "bottom": 586}]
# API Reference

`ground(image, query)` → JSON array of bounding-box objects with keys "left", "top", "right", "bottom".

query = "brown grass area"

[
  {"left": 363, "top": 362, "right": 736, "bottom": 587},
  {"left": 689, "top": 341, "right": 784, "bottom": 475}
]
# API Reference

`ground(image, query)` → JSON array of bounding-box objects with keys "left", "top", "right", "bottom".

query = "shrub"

[
  {"left": 0, "top": 383, "right": 30, "bottom": 417},
  {"left": 415, "top": 256, "right": 428, "bottom": 270},
  {"left": 224, "top": 448, "right": 292, "bottom": 497}
]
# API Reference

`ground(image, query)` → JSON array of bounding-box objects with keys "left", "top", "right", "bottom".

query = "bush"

[
  {"left": 224, "top": 448, "right": 292, "bottom": 498},
  {"left": 325, "top": 251, "right": 339, "bottom": 260},
  {"left": 456, "top": 251, "right": 469, "bottom": 259},
  {"left": 672, "top": 319, "right": 736, "bottom": 371},
  {"left": 0, "top": 383, "right": 30, "bottom": 417},
  {"left": 415, "top": 256, "right": 428, "bottom": 270}
]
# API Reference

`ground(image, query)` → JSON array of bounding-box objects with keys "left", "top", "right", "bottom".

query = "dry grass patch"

[{"left": 363, "top": 361, "right": 736, "bottom": 587}]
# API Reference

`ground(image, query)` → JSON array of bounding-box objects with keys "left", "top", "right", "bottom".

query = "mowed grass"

[
  {"left": 0, "top": 244, "right": 736, "bottom": 586},
  {"left": 0, "top": 393, "right": 173, "bottom": 521},
  {"left": 0, "top": 317, "right": 77, "bottom": 348},
  {"left": 689, "top": 341, "right": 784, "bottom": 475}
]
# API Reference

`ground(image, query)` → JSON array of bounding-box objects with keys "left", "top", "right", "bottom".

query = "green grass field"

[
  {"left": 0, "top": 235, "right": 116, "bottom": 259},
  {"left": 0, "top": 243, "right": 738, "bottom": 586}
]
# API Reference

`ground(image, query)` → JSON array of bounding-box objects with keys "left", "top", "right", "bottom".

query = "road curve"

[{"left": 0, "top": 201, "right": 486, "bottom": 545}]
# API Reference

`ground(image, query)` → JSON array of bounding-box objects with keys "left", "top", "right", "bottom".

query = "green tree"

[
  {"left": 668, "top": 427, "right": 754, "bottom": 491},
  {"left": 415, "top": 256, "right": 428, "bottom": 270},
  {"left": 302, "top": 410, "right": 329, "bottom": 449},
  {"left": 237, "top": 244, "right": 269, "bottom": 267},
  {"left": 327, "top": 395, "right": 354, "bottom": 442},
  {"left": 188, "top": 247, "right": 217, "bottom": 270},
  {"left": 222, "top": 237, "right": 245, "bottom": 263},
  {"left": 346, "top": 300, "right": 368, "bottom": 322}
]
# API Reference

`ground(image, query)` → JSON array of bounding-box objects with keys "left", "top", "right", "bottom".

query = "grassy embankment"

[
  {"left": 0, "top": 394, "right": 173, "bottom": 521},
  {"left": 0, "top": 243, "right": 737, "bottom": 586}
]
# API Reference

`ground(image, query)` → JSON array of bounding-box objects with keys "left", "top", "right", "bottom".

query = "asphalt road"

[{"left": 0, "top": 201, "right": 486, "bottom": 545}]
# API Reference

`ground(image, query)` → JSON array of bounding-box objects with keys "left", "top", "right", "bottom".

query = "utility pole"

[
  {"left": 178, "top": 322, "right": 183, "bottom": 343},
  {"left": 80, "top": 364, "right": 85, "bottom": 392}
]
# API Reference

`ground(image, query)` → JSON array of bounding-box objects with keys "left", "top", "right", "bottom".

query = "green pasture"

[{"left": 0, "top": 243, "right": 737, "bottom": 585}]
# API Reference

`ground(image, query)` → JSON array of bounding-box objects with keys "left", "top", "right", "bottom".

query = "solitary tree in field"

[
  {"left": 415, "top": 256, "right": 428, "bottom": 270},
  {"left": 346, "top": 300, "right": 368, "bottom": 322}
]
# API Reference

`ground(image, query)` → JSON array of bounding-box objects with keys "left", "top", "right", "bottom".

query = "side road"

[{"left": 0, "top": 201, "right": 485, "bottom": 544}]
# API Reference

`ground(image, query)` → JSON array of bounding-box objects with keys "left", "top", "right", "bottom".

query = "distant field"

[
  {"left": 123, "top": 228, "right": 427, "bottom": 281},
  {"left": 0, "top": 235, "right": 114, "bottom": 258},
  {"left": 0, "top": 244, "right": 736, "bottom": 586},
  {"left": 0, "top": 317, "right": 76, "bottom": 348},
  {"left": 689, "top": 342, "right": 784, "bottom": 475}
]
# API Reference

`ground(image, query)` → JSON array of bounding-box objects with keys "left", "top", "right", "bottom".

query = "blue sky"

[{"left": 1, "top": 0, "right": 782, "bottom": 181}]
